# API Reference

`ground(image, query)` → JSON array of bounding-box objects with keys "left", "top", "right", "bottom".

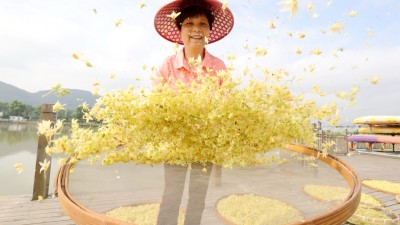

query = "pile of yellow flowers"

[
  {"left": 105, "top": 203, "right": 185, "bottom": 225},
  {"left": 303, "top": 184, "right": 382, "bottom": 205},
  {"left": 41, "top": 71, "right": 338, "bottom": 167},
  {"left": 362, "top": 179, "right": 400, "bottom": 195},
  {"left": 216, "top": 193, "right": 304, "bottom": 225}
]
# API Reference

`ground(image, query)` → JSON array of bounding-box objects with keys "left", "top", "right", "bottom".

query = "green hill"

[{"left": 0, "top": 81, "right": 98, "bottom": 109}]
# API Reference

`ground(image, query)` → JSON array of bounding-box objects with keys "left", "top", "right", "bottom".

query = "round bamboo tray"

[{"left": 55, "top": 144, "right": 361, "bottom": 225}]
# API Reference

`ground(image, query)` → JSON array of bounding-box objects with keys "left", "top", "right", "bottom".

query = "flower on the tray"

[
  {"left": 362, "top": 180, "right": 400, "bottom": 195},
  {"left": 217, "top": 194, "right": 304, "bottom": 225},
  {"left": 106, "top": 203, "right": 185, "bottom": 225},
  {"left": 303, "top": 184, "right": 382, "bottom": 206}
]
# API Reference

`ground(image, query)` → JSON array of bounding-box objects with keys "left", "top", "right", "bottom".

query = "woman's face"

[{"left": 180, "top": 14, "right": 210, "bottom": 49}]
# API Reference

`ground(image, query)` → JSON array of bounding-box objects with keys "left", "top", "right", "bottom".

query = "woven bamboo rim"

[
  {"left": 55, "top": 144, "right": 361, "bottom": 225},
  {"left": 350, "top": 202, "right": 399, "bottom": 225},
  {"left": 362, "top": 179, "right": 400, "bottom": 195}
]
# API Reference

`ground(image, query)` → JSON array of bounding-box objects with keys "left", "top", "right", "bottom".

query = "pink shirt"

[{"left": 157, "top": 48, "right": 226, "bottom": 84}]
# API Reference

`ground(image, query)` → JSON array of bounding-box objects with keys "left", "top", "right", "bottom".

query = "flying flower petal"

[
  {"left": 310, "top": 48, "right": 322, "bottom": 55},
  {"left": 329, "top": 22, "right": 345, "bottom": 33},
  {"left": 221, "top": 1, "right": 228, "bottom": 11},
  {"left": 39, "top": 158, "right": 51, "bottom": 174},
  {"left": 53, "top": 101, "right": 65, "bottom": 112},
  {"left": 167, "top": 11, "right": 181, "bottom": 20},
  {"left": 279, "top": 0, "right": 299, "bottom": 18},
  {"left": 349, "top": 10, "right": 358, "bottom": 17},
  {"left": 139, "top": 2, "right": 146, "bottom": 9},
  {"left": 370, "top": 76, "right": 380, "bottom": 85},
  {"left": 115, "top": 19, "right": 123, "bottom": 27},
  {"left": 14, "top": 163, "right": 24, "bottom": 174}
]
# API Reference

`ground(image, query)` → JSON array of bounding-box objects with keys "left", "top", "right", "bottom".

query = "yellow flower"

[
  {"left": 279, "top": 0, "right": 299, "bottom": 18},
  {"left": 92, "top": 89, "right": 99, "bottom": 96},
  {"left": 39, "top": 158, "right": 51, "bottom": 174},
  {"left": 221, "top": 0, "right": 228, "bottom": 11},
  {"left": 72, "top": 53, "right": 80, "bottom": 60},
  {"left": 115, "top": 19, "right": 123, "bottom": 27},
  {"left": 370, "top": 76, "right": 380, "bottom": 85},
  {"left": 38, "top": 195, "right": 44, "bottom": 202},
  {"left": 85, "top": 60, "right": 93, "bottom": 67},
  {"left": 14, "top": 163, "right": 23, "bottom": 174},
  {"left": 53, "top": 101, "right": 65, "bottom": 112},
  {"left": 139, "top": 2, "right": 146, "bottom": 9},
  {"left": 307, "top": 3, "right": 314, "bottom": 11},
  {"left": 110, "top": 74, "right": 117, "bottom": 79},
  {"left": 269, "top": 20, "right": 276, "bottom": 29},
  {"left": 254, "top": 46, "right": 267, "bottom": 56},
  {"left": 167, "top": 11, "right": 181, "bottom": 20},
  {"left": 310, "top": 48, "right": 322, "bottom": 55},
  {"left": 367, "top": 28, "right": 374, "bottom": 37},
  {"left": 81, "top": 102, "right": 90, "bottom": 111},
  {"left": 309, "top": 64, "right": 316, "bottom": 72},
  {"left": 295, "top": 48, "right": 302, "bottom": 54},
  {"left": 227, "top": 54, "right": 236, "bottom": 61},
  {"left": 329, "top": 22, "right": 345, "bottom": 33},
  {"left": 349, "top": 10, "right": 358, "bottom": 17},
  {"left": 298, "top": 32, "right": 305, "bottom": 39}
]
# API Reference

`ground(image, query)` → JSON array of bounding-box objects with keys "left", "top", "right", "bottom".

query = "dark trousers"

[{"left": 157, "top": 163, "right": 213, "bottom": 225}]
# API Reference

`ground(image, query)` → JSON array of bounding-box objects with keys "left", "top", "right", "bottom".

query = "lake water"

[{"left": 0, "top": 122, "right": 61, "bottom": 196}]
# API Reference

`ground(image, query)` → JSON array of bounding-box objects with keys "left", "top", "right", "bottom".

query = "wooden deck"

[{"left": 1, "top": 152, "right": 399, "bottom": 225}]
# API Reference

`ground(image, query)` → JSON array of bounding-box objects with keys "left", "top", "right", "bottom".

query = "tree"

[
  {"left": 8, "top": 100, "right": 26, "bottom": 117},
  {"left": 74, "top": 105, "right": 85, "bottom": 122},
  {"left": 0, "top": 102, "right": 9, "bottom": 118}
]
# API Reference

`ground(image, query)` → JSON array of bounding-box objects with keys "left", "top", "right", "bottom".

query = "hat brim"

[{"left": 154, "top": 0, "right": 234, "bottom": 45}]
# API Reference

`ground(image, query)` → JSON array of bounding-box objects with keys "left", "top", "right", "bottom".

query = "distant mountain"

[{"left": 0, "top": 81, "right": 98, "bottom": 109}]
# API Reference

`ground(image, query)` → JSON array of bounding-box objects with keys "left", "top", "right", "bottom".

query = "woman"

[{"left": 153, "top": 1, "right": 234, "bottom": 224}]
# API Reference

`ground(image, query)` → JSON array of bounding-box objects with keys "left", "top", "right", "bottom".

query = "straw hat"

[{"left": 154, "top": 0, "right": 234, "bottom": 44}]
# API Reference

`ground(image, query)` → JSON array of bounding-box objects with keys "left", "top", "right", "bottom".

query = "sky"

[{"left": 0, "top": 0, "right": 399, "bottom": 125}]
